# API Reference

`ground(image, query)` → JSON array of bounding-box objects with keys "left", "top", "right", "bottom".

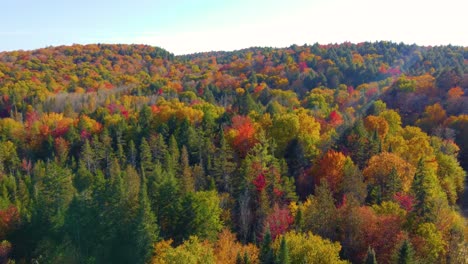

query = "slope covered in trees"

[{"left": 0, "top": 42, "right": 467, "bottom": 263}]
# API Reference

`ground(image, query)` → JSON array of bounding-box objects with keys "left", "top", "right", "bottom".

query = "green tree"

[
  {"left": 276, "top": 236, "right": 291, "bottom": 264},
  {"left": 395, "top": 240, "right": 415, "bottom": 264},
  {"left": 212, "top": 131, "right": 236, "bottom": 193},
  {"left": 260, "top": 228, "right": 275, "bottom": 264},
  {"left": 180, "top": 146, "right": 195, "bottom": 193},
  {"left": 181, "top": 190, "right": 223, "bottom": 241},
  {"left": 139, "top": 138, "right": 153, "bottom": 174},
  {"left": 133, "top": 175, "right": 159, "bottom": 264}
]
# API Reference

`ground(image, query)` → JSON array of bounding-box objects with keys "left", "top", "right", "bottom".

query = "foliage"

[{"left": 0, "top": 42, "right": 465, "bottom": 263}]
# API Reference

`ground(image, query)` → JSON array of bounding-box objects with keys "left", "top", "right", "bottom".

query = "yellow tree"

[
  {"left": 363, "top": 152, "right": 416, "bottom": 192},
  {"left": 213, "top": 229, "right": 259, "bottom": 264},
  {"left": 272, "top": 231, "right": 348, "bottom": 264},
  {"left": 364, "top": 115, "right": 389, "bottom": 139}
]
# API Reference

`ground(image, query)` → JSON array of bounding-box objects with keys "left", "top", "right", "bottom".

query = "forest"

[{"left": 0, "top": 41, "right": 467, "bottom": 263}]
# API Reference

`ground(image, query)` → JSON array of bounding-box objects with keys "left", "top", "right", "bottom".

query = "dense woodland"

[{"left": 0, "top": 42, "right": 467, "bottom": 263}]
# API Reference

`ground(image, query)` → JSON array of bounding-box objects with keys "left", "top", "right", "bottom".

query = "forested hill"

[{"left": 0, "top": 42, "right": 467, "bottom": 263}]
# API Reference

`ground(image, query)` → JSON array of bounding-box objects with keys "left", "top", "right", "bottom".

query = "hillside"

[{"left": 0, "top": 42, "right": 467, "bottom": 263}]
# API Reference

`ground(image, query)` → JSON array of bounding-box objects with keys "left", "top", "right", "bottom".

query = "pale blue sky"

[{"left": 2, "top": 0, "right": 467, "bottom": 54}]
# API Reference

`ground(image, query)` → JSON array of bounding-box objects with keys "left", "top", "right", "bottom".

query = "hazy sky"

[{"left": 2, "top": 0, "right": 467, "bottom": 54}]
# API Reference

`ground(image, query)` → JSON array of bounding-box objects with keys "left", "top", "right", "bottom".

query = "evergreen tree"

[
  {"left": 239, "top": 91, "right": 259, "bottom": 115},
  {"left": 365, "top": 247, "right": 377, "bottom": 264},
  {"left": 134, "top": 175, "right": 159, "bottom": 264},
  {"left": 212, "top": 131, "right": 236, "bottom": 193},
  {"left": 81, "top": 139, "right": 95, "bottom": 172},
  {"left": 411, "top": 159, "right": 434, "bottom": 222},
  {"left": 384, "top": 167, "right": 402, "bottom": 201},
  {"left": 260, "top": 228, "right": 275, "bottom": 264},
  {"left": 396, "top": 240, "right": 415, "bottom": 264},
  {"left": 276, "top": 236, "right": 290, "bottom": 264},
  {"left": 150, "top": 134, "right": 168, "bottom": 165},
  {"left": 342, "top": 158, "right": 367, "bottom": 203},
  {"left": 128, "top": 140, "right": 137, "bottom": 167},
  {"left": 139, "top": 138, "right": 153, "bottom": 174},
  {"left": 75, "top": 160, "right": 94, "bottom": 192},
  {"left": 179, "top": 146, "right": 194, "bottom": 193},
  {"left": 168, "top": 135, "right": 180, "bottom": 172},
  {"left": 294, "top": 207, "right": 304, "bottom": 232}
]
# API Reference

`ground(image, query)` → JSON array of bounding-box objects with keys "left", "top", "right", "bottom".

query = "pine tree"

[
  {"left": 168, "top": 135, "right": 180, "bottom": 172},
  {"left": 396, "top": 240, "right": 415, "bottom": 264},
  {"left": 150, "top": 134, "right": 168, "bottom": 165},
  {"left": 75, "top": 160, "right": 94, "bottom": 192},
  {"left": 411, "top": 159, "right": 433, "bottom": 222},
  {"left": 260, "top": 228, "right": 275, "bottom": 264},
  {"left": 212, "top": 131, "right": 236, "bottom": 193},
  {"left": 81, "top": 139, "right": 95, "bottom": 172},
  {"left": 365, "top": 247, "right": 377, "bottom": 264},
  {"left": 128, "top": 140, "right": 137, "bottom": 167},
  {"left": 294, "top": 207, "right": 304, "bottom": 232},
  {"left": 342, "top": 158, "right": 367, "bottom": 203},
  {"left": 134, "top": 175, "right": 159, "bottom": 264},
  {"left": 179, "top": 146, "right": 194, "bottom": 193},
  {"left": 139, "top": 138, "right": 153, "bottom": 174},
  {"left": 276, "top": 236, "right": 290, "bottom": 264},
  {"left": 384, "top": 167, "right": 402, "bottom": 201}
]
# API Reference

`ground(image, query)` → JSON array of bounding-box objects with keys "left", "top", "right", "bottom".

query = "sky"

[{"left": 2, "top": 0, "right": 467, "bottom": 55}]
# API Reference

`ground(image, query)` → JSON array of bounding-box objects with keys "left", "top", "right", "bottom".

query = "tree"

[
  {"left": 395, "top": 240, "right": 415, "bottom": 264},
  {"left": 134, "top": 175, "right": 159, "bottom": 264},
  {"left": 312, "top": 150, "right": 347, "bottom": 195},
  {"left": 265, "top": 204, "right": 293, "bottom": 240},
  {"left": 213, "top": 229, "right": 259, "bottom": 264},
  {"left": 168, "top": 135, "right": 180, "bottom": 171},
  {"left": 272, "top": 231, "right": 347, "bottom": 264},
  {"left": 260, "top": 228, "right": 275, "bottom": 264},
  {"left": 276, "top": 236, "right": 290, "bottom": 264},
  {"left": 139, "top": 138, "right": 153, "bottom": 174},
  {"left": 226, "top": 115, "right": 257, "bottom": 158},
  {"left": 364, "top": 115, "right": 389, "bottom": 139},
  {"left": 181, "top": 191, "right": 223, "bottom": 241},
  {"left": 415, "top": 223, "right": 446, "bottom": 263},
  {"left": 303, "top": 182, "right": 338, "bottom": 240},
  {"left": 363, "top": 152, "right": 415, "bottom": 193},
  {"left": 364, "top": 247, "right": 377, "bottom": 264},
  {"left": 269, "top": 113, "right": 299, "bottom": 156},
  {"left": 153, "top": 236, "right": 216, "bottom": 264},
  {"left": 128, "top": 140, "right": 137, "bottom": 167},
  {"left": 212, "top": 131, "right": 236, "bottom": 193},
  {"left": 341, "top": 158, "right": 366, "bottom": 203},
  {"left": 410, "top": 159, "right": 444, "bottom": 222},
  {"left": 179, "top": 146, "right": 195, "bottom": 194}
]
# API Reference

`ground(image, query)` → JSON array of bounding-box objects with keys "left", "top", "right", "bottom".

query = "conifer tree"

[
  {"left": 179, "top": 146, "right": 194, "bottom": 193},
  {"left": 384, "top": 167, "right": 402, "bottom": 201},
  {"left": 260, "top": 228, "right": 275, "bottom": 264},
  {"left": 128, "top": 140, "right": 137, "bottom": 167},
  {"left": 168, "top": 135, "right": 180, "bottom": 171},
  {"left": 396, "top": 240, "right": 415, "bottom": 264},
  {"left": 294, "top": 207, "right": 304, "bottom": 232},
  {"left": 276, "top": 236, "right": 290, "bottom": 264},
  {"left": 212, "top": 131, "right": 236, "bottom": 193},
  {"left": 411, "top": 159, "right": 433, "bottom": 222},
  {"left": 139, "top": 138, "right": 153, "bottom": 174},
  {"left": 134, "top": 175, "right": 158, "bottom": 264}
]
